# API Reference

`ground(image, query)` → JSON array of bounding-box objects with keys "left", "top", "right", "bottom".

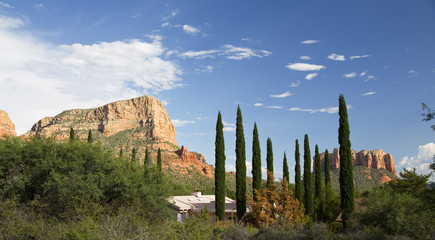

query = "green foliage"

[
  {"left": 266, "top": 137, "right": 274, "bottom": 189},
  {"left": 338, "top": 94, "right": 354, "bottom": 229},
  {"left": 314, "top": 145, "right": 323, "bottom": 221},
  {"left": 69, "top": 127, "right": 75, "bottom": 141},
  {"left": 283, "top": 152, "right": 289, "bottom": 184},
  {"left": 252, "top": 122, "right": 262, "bottom": 200},
  {"left": 87, "top": 129, "right": 93, "bottom": 143},
  {"left": 215, "top": 111, "right": 226, "bottom": 221},
  {"left": 294, "top": 139, "right": 302, "bottom": 204},
  {"left": 303, "top": 134, "right": 313, "bottom": 217},
  {"left": 387, "top": 168, "right": 432, "bottom": 197},
  {"left": 421, "top": 103, "right": 435, "bottom": 131},
  {"left": 236, "top": 105, "right": 247, "bottom": 220}
]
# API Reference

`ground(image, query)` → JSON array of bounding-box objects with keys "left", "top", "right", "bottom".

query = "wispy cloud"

[
  {"left": 364, "top": 75, "right": 376, "bottom": 82},
  {"left": 360, "top": 70, "right": 368, "bottom": 76},
  {"left": 300, "top": 56, "right": 311, "bottom": 60},
  {"left": 178, "top": 49, "right": 218, "bottom": 59},
  {"left": 362, "top": 91, "right": 376, "bottom": 96},
  {"left": 172, "top": 119, "right": 195, "bottom": 127},
  {"left": 343, "top": 72, "right": 357, "bottom": 78},
  {"left": 290, "top": 80, "right": 300, "bottom": 88},
  {"left": 34, "top": 3, "right": 43, "bottom": 9},
  {"left": 183, "top": 24, "right": 200, "bottom": 35},
  {"left": 350, "top": 54, "right": 370, "bottom": 60},
  {"left": 286, "top": 63, "right": 326, "bottom": 71},
  {"left": 0, "top": 16, "right": 24, "bottom": 29},
  {"left": 163, "top": 9, "right": 178, "bottom": 21},
  {"left": 327, "top": 53, "right": 345, "bottom": 61},
  {"left": 270, "top": 91, "right": 292, "bottom": 98},
  {"left": 223, "top": 45, "right": 271, "bottom": 60},
  {"left": 301, "top": 40, "right": 319, "bottom": 44},
  {"left": 289, "top": 105, "right": 352, "bottom": 114},
  {"left": 305, "top": 73, "right": 318, "bottom": 80},
  {"left": 400, "top": 143, "right": 435, "bottom": 180},
  {"left": 0, "top": 2, "right": 12, "bottom": 8},
  {"left": 254, "top": 103, "right": 264, "bottom": 107},
  {"left": 161, "top": 22, "right": 169, "bottom": 28},
  {"left": 223, "top": 120, "right": 236, "bottom": 132},
  {"left": 266, "top": 106, "right": 283, "bottom": 109}
]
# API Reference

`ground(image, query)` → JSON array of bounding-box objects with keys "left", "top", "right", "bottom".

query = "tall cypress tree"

[
  {"left": 215, "top": 111, "right": 226, "bottom": 221},
  {"left": 132, "top": 148, "right": 137, "bottom": 165},
  {"left": 144, "top": 148, "right": 150, "bottom": 178},
  {"left": 266, "top": 137, "right": 274, "bottom": 188},
  {"left": 283, "top": 152, "right": 289, "bottom": 184},
  {"left": 314, "top": 144, "right": 323, "bottom": 221},
  {"left": 157, "top": 148, "right": 162, "bottom": 174},
  {"left": 119, "top": 147, "right": 123, "bottom": 158},
  {"left": 69, "top": 127, "right": 75, "bottom": 141},
  {"left": 252, "top": 122, "right": 261, "bottom": 200},
  {"left": 303, "top": 134, "right": 314, "bottom": 217},
  {"left": 295, "top": 139, "right": 302, "bottom": 203},
  {"left": 338, "top": 94, "right": 354, "bottom": 229},
  {"left": 87, "top": 130, "right": 93, "bottom": 143},
  {"left": 324, "top": 149, "right": 333, "bottom": 219},
  {"left": 235, "top": 105, "right": 246, "bottom": 220}
]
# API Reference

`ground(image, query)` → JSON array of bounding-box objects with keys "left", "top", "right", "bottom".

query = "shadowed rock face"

[
  {"left": 0, "top": 110, "right": 16, "bottom": 137},
  {"left": 24, "top": 96, "right": 213, "bottom": 178},
  {"left": 318, "top": 148, "right": 396, "bottom": 175}
]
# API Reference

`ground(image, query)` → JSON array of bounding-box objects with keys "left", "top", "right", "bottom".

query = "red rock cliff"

[
  {"left": 319, "top": 148, "right": 396, "bottom": 175},
  {"left": 0, "top": 110, "right": 16, "bottom": 137}
]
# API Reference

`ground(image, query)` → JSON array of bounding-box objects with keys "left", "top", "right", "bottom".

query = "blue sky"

[{"left": 0, "top": 0, "right": 434, "bottom": 181}]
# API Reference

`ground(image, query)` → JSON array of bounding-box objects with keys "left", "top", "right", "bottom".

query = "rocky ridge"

[
  {"left": 0, "top": 110, "right": 16, "bottom": 137},
  {"left": 319, "top": 148, "right": 396, "bottom": 176},
  {"left": 24, "top": 95, "right": 212, "bottom": 177}
]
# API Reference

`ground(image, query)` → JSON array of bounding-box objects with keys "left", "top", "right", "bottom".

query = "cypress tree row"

[
  {"left": 266, "top": 137, "right": 274, "bottom": 188},
  {"left": 69, "top": 127, "right": 75, "bottom": 141},
  {"left": 235, "top": 105, "right": 246, "bottom": 220},
  {"left": 295, "top": 139, "right": 302, "bottom": 203},
  {"left": 338, "top": 94, "right": 354, "bottom": 229},
  {"left": 252, "top": 122, "right": 261, "bottom": 200},
  {"left": 87, "top": 130, "right": 93, "bottom": 143},
  {"left": 215, "top": 111, "right": 226, "bottom": 221},
  {"left": 283, "top": 152, "right": 289, "bottom": 184},
  {"left": 303, "top": 134, "right": 314, "bottom": 217},
  {"left": 314, "top": 144, "right": 323, "bottom": 221}
]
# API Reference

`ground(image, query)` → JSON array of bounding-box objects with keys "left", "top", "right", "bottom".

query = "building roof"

[{"left": 168, "top": 193, "right": 236, "bottom": 213}]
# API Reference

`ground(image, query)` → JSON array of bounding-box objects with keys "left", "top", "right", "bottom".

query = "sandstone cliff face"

[
  {"left": 26, "top": 96, "right": 177, "bottom": 150},
  {"left": 0, "top": 110, "right": 16, "bottom": 137},
  {"left": 25, "top": 96, "right": 212, "bottom": 178},
  {"left": 319, "top": 148, "right": 396, "bottom": 175}
]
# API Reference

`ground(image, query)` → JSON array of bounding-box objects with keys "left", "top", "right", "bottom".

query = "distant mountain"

[
  {"left": 0, "top": 110, "right": 16, "bottom": 137},
  {"left": 24, "top": 95, "right": 212, "bottom": 178}
]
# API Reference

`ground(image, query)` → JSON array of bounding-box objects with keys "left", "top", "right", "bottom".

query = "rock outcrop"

[
  {"left": 319, "top": 148, "right": 396, "bottom": 175},
  {"left": 25, "top": 96, "right": 212, "bottom": 177},
  {"left": 0, "top": 110, "right": 16, "bottom": 137}
]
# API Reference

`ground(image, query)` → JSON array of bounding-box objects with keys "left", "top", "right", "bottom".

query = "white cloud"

[
  {"left": 223, "top": 121, "right": 236, "bottom": 132},
  {"left": 254, "top": 103, "right": 264, "bottom": 107},
  {"left": 34, "top": 4, "right": 43, "bottom": 9},
  {"left": 364, "top": 75, "right": 376, "bottom": 82},
  {"left": 266, "top": 106, "right": 283, "bottom": 109},
  {"left": 328, "top": 53, "right": 345, "bottom": 61},
  {"left": 163, "top": 10, "right": 178, "bottom": 21},
  {"left": 290, "top": 80, "right": 300, "bottom": 88},
  {"left": 0, "top": 16, "right": 24, "bottom": 29},
  {"left": 183, "top": 24, "right": 200, "bottom": 35},
  {"left": 300, "top": 56, "right": 311, "bottom": 60},
  {"left": 161, "top": 22, "right": 169, "bottom": 28},
  {"left": 270, "top": 91, "right": 292, "bottom": 98},
  {"left": 0, "top": 19, "right": 182, "bottom": 135},
  {"left": 362, "top": 91, "right": 376, "bottom": 96},
  {"left": 400, "top": 143, "right": 435, "bottom": 180},
  {"left": 360, "top": 70, "right": 368, "bottom": 76},
  {"left": 178, "top": 49, "right": 218, "bottom": 59},
  {"left": 305, "top": 73, "right": 318, "bottom": 80},
  {"left": 0, "top": 2, "right": 12, "bottom": 8},
  {"left": 286, "top": 63, "right": 326, "bottom": 71},
  {"left": 343, "top": 72, "right": 357, "bottom": 78},
  {"left": 172, "top": 119, "right": 195, "bottom": 127},
  {"left": 289, "top": 105, "right": 352, "bottom": 114},
  {"left": 301, "top": 40, "right": 319, "bottom": 44},
  {"left": 350, "top": 54, "right": 370, "bottom": 60},
  {"left": 222, "top": 44, "right": 271, "bottom": 60},
  {"left": 204, "top": 65, "right": 213, "bottom": 72}
]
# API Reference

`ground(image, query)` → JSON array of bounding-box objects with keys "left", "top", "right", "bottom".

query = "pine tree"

[
  {"left": 235, "top": 105, "right": 246, "bottom": 220},
  {"left": 338, "top": 94, "right": 354, "bottom": 229},
  {"left": 314, "top": 144, "right": 323, "bottom": 221},
  {"left": 144, "top": 148, "right": 150, "bottom": 178},
  {"left": 87, "top": 130, "right": 93, "bottom": 143},
  {"left": 303, "top": 134, "right": 314, "bottom": 217},
  {"left": 295, "top": 139, "right": 302, "bottom": 203},
  {"left": 157, "top": 148, "right": 162, "bottom": 174},
  {"left": 69, "top": 127, "right": 75, "bottom": 141},
  {"left": 283, "top": 152, "right": 289, "bottom": 184},
  {"left": 252, "top": 122, "right": 261, "bottom": 200},
  {"left": 266, "top": 137, "right": 274, "bottom": 189},
  {"left": 215, "top": 111, "right": 226, "bottom": 221}
]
